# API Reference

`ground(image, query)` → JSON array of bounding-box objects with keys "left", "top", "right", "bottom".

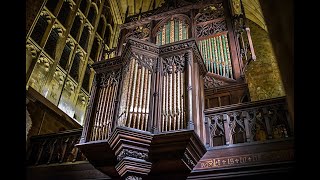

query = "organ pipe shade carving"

[
  {"left": 118, "top": 56, "right": 153, "bottom": 131},
  {"left": 198, "top": 34, "right": 233, "bottom": 79},
  {"left": 161, "top": 54, "right": 186, "bottom": 132},
  {"left": 156, "top": 19, "right": 188, "bottom": 45},
  {"left": 90, "top": 71, "right": 120, "bottom": 141}
]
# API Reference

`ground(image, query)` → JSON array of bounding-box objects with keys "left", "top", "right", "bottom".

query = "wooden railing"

[
  {"left": 204, "top": 97, "right": 292, "bottom": 147},
  {"left": 26, "top": 129, "right": 85, "bottom": 166}
]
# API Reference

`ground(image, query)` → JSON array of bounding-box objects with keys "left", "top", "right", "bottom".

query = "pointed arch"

[
  {"left": 88, "top": 3, "right": 98, "bottom": 25},
  {"left": 97, "top": 15, "right": 107, "bottom": 38}
]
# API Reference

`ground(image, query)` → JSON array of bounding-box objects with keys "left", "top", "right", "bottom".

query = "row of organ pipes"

[
  {"left": 118, "top": 58, "right": 152, "bottom": 131},
  {"left": 90, "top": 73, "right": 119, "bottom": 141},
  {"left": 161, "top": 65, "right": 186, "bottom": 132}
]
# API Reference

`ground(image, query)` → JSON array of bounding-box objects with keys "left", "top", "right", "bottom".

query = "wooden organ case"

[{"left": 76, "top": 0, "right": 256, "bottom": 179}]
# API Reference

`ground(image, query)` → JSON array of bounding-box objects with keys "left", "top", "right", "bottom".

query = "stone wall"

[{"left": 245, "top": 20, "right": 285, "bottom": 101}]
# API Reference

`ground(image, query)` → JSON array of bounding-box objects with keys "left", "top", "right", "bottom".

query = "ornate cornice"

[
  {"left": 159, "top": 40, "right": 194, "bottom": 54},
  {"left": 92, "top": 57, "right": 123, "bottom": 73},
  {"left": 126, "top": 37, "right": 159, "bottom": 54}
]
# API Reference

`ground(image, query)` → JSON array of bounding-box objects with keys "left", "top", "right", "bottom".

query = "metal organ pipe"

[{"left": 90, "top": 73, "right": 119, "bottom": 141}]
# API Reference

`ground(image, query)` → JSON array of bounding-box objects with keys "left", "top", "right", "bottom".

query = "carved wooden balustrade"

[
  {"left": 76, "top": 37, "right": 207, "bottom": 180},
  {"left": 26, "top": 129, "right": 85, "bottom": 166},
  {"left": 203, "top": 97, "right": 292, "bottom": 148}
]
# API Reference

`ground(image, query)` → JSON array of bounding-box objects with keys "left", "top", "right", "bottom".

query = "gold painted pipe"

[
  {"left": 128, "top": 59, "right": 138, "bottom": 127},
  {"left": 93, "top": 87, "right": 106, "bottom": 141},
  {"left": 145, "top": 71, "right": 151, "bottom": 131}
]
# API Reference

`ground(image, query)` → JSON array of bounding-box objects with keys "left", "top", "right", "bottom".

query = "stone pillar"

[{"left": 258, "top": 0, "right": 294, "bottom": 127}]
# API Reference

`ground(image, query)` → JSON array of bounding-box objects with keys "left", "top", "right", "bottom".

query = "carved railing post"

[
  {"left": 151, "top": 57, "right": 160, "bottom": 134},
  {"left": 223, "top": 114, "right": 232, "bottom": 145},
  {"left": 242, "top": 111, "right": 251, "bottom": 142},
  {"left": 204, "top": 116, "right": 210, "bottom": 148},
  {"left": 186, "top": 50, "right": 194, "bottom": 130},
  {"left": 262, "top": 107, "right": 273, "bottom": 139}
]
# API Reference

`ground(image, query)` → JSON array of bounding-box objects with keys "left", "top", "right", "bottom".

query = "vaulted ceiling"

[{"left": 115, "top": 0, "right": 266, "bottom": 31}]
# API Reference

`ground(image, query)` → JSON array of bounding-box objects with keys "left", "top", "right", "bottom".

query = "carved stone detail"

[
  {"left": 162, "top": 54, "right": 186, "bottom": 75},
  {"left": 117, "top": 149, "right": 148, "bottom": 161},
  {"left": 40, "top": 10, "right": 52, "bottom": 23},
  {"left": 100, "top": 71, "right": 121, "bottom": 87},
  {"left": 26, "top": 99, "right": 32, "bottom": 141},
  {"left": 196, "top": 20, "right": 227, "bottom": 38},
  {"left": 26, "top": 42, "right": 38, "bottom": 59},
  {"left": 52, "top": 23, "right": 64, "bottom": 37}
]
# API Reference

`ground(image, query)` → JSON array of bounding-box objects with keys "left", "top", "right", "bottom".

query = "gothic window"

[
  {"left": 155, "top": 17, "right": 189, "bottom": 45},
  {"left": 59, "top": 41, "right": 73, "bottom": 69},
  {"left": 104, "top": 6, "right": 114, "bottom": 27},
  {"left": 97, "top": 16, "right": 106, "bottom": 38},
  {"left": 69, "top": 51, "right": 83, "bottom": 82},
  {"left": 30, "top": 15, "right": 49, "bottom": 45},
  {"left": 70, "top": 15, "right": 82, "bottom": 40},
  {"left": 74, "top": 90, "right": 89, "bottom": 125},
  {"left": 44, "top": 26, "right": 62, "bottom": 59},
  {"left": 81, "top": 66, "right": 91, "bottom": 92},
  {"left": 46, "top": 0, "right": 58, "bottom": 13},
  {"left": 87, "top": 4, "right": 97, "bottom": 25},
  {"left": 57, "top": 0, "right": 72, "bottom": 27},
  {"left": 80, "top": 0, "right": 89, "bottom": 14},
  {"left": 104, "top": 26, "right": 111, "bottom": 46},
  {"left": 90, "top": 37, "right": 99, "bottom": 61},
  {"left": 79, "top": 24, "right": 91, "bottom": 51}
]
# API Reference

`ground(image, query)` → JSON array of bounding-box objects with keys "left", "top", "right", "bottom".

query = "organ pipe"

[
  {"left": 198, "top": 33, "right": 233, "bottom": 79},
  {"left": 161, "top": 59, "right": 186, "bottom": 132},
  {"left": 118, "top": 58, "right": 152, "bottom": 131},
  {"left": 90, "top": 73, "right": 120, "bottom": 141}
]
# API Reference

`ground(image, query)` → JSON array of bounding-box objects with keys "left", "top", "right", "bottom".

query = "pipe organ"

[{"left": 77, "top": 0, "right": 257, "bottom": 179}]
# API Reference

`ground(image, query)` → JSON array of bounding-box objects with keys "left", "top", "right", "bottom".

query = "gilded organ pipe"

[{"left": 145, "top": 71, "right": 151, "bottom": 130}]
